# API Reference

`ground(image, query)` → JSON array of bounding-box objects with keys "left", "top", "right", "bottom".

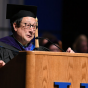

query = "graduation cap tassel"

[{"left": 35, "top": 17, "right": 39, "bottom": 49}]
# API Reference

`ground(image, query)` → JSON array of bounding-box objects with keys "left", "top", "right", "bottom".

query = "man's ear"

[{"left": 13, "top": 23, "right": 18, "bottom": 31}]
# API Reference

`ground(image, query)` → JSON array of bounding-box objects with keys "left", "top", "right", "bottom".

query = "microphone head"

[
  {"left": 35, "top": 37, "right": 39, "bottom": 39},
  {"left": 35, "top": 37, "right": 44, "bottom": 39}
]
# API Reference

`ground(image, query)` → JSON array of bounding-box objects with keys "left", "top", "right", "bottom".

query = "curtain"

[{"left": 0, "top": 0, "right": 23, "bottom": 38}]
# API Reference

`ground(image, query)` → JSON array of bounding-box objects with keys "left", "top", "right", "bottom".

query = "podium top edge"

[{"left": 19, "top": 51, "right": 88, "bottom": 57}]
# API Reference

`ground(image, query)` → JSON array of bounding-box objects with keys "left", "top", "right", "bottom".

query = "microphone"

[{"left": 35, "top": 37, "right": 65, "bottom": 52}]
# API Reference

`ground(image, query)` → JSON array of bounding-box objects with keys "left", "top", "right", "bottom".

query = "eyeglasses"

[{"left": 22, "top": 23, "right": 38, "bottom": 30}]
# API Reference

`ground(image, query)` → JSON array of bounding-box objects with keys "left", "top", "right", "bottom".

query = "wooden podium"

[{"left": 0, "top": 51, "right": 88, "bottom": 88}]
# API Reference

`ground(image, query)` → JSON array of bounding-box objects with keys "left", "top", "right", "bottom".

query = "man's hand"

[
  {"left": 66, "top": 47, "right": 75, "bottom": 53},
  {"left": 0, "top": 60, "right": 5, "bottom": 68}
]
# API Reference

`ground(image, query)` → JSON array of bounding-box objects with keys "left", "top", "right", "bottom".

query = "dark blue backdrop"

[{"left": 24, "top": 0, "right": 62, "bottom": 40}]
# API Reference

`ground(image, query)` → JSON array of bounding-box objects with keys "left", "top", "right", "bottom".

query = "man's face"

[{"left": 14, "top": 17, "right": 37, "bottom": 45}]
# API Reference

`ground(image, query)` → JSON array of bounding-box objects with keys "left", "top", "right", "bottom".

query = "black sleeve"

[{"left": 0, "top": 47, "right": 18, "bottom": 63}]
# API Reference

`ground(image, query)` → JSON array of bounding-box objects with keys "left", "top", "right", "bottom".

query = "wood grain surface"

[{"left": 0, "top": 51, "right": 88, "bottom": 88}]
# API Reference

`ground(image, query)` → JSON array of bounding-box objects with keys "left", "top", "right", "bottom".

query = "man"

[{"left": 0, "top": 4, "right": 74, "bottom": 68}]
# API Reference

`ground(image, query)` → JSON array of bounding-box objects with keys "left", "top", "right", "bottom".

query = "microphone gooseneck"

[{"left": 35, "top": 37, "right": 65, "bottom": 52}]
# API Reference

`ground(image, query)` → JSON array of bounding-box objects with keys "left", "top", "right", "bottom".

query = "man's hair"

[{"left": 10, "top": 17, "right": 23, "bottom": 33}]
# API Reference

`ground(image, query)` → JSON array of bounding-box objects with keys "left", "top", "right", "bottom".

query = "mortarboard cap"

[{"left": 6, "top": 4, "right": 37, "bottom": 22}]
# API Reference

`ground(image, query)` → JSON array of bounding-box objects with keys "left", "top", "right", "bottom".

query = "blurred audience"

[
  {"left": 39, "top": 32, "right": 62, "bottom": 52},
  {"left": 44, "top": 40, "right": 61, "bottom": 52},
  {"left": 73, "top": 34, "right": 88, "bottom": 53},
  {"left": 39, "top": 32, "right": 57, "bottom": 45}
]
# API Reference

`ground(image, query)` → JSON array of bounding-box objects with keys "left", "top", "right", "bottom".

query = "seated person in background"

[
  {"left": 39, "top": 32, "right": 62, "bottom": 50},
  {"left": 44, "top": 40, "right": 61, "bottom": 52},
  {"left": 0, "top": 4, "right": 74, "bottom": 68},
  {"left": 39, "top": 32, "right": 59, "bottom": 46},
  {"left": 73, "top": 34, "right": 88, "bottom": 53}
]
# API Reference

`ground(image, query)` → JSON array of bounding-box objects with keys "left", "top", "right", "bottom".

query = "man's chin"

[{"left": 26, "top": 39, "right": 33, "bottom": 43}]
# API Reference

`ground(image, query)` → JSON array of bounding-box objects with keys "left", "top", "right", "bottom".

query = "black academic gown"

[
  {"left": 0, "top": 42, "right": 19, "bottom": 63},
  {"left": 0, "top": 42, "right": 49, "bottom": 63}
]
